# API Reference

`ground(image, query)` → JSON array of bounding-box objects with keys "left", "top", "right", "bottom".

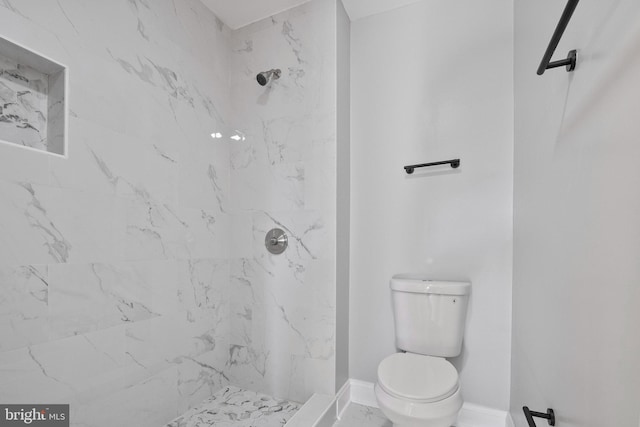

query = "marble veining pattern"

[
  {"left": 0, "top": 0, "right": 234, "bottom": 425},
  {"left": 165, "top": 386, "right": 301, "bottom": 427},
  {"left": 227, "top": 0, "right": 338, "bottom": 403},
  {"left": 0, "top": 0, "right": 339, "bottom": 424},
  {"left": 0, "top": 55, "right": 48, "bottom": 150},
  {"left": 333, "top": 404, "right": 391, "bottom": 427}
]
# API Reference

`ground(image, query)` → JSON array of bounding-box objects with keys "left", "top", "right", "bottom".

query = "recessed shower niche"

[{"left": 0, "top": 35, "right": 67, "bottom": 157}]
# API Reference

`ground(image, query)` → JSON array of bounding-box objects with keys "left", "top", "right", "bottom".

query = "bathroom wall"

[
  {"left": 227, "top": 0, "right": 340, "bottom": 403},
  {"left": 0, "top": 0, "right": 345, "bottom": 421},
  {"left": 512, "top": 1, "right": 640, "bottom": 426},
  {"left": 0, "top": 1, "right": 233, "bottom": 425},
  {"left": 350, "top": 0, "right": 514, "bottom": 411},
  {"left": 335, "top": 0, "right": 351, "bottom": 393}
]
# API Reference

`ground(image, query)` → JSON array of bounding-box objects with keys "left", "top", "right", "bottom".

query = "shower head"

[{"left": 257, "top": 69, "right": 281, "bottom": 86}]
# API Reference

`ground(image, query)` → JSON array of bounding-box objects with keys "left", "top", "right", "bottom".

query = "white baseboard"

[
  {"left": 344, "top": 379, "right": 512, "bottom": 427},
  {"left": 457, "top": 403, "right": 512, "bottom": 427}
]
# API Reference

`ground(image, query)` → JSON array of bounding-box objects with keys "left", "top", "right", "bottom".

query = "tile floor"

[
  {"left": 165, "top": 386, "right": 301, "bottom": 427},
  {"left": 333, "top": 403, "right": 392, "bottom": 427}
]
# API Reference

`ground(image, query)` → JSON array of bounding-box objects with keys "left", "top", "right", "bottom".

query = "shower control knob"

[{"left": 265, "top": 228, "right": 288, "bottom": 255}]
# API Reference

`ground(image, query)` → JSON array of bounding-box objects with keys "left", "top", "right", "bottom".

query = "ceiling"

[
  {"left": 200, "top": 0, "right": 310, "bottom": 29},
  {"left": 342, "top": 0, "right": 424, "bottom": 21},
  {"left": 201, "top": 0, "right": 425, "bottom": 29}
]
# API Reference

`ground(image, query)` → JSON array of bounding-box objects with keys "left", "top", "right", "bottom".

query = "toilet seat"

[{"left": 377, "top": 353, "right": 459, "bottom": 403}]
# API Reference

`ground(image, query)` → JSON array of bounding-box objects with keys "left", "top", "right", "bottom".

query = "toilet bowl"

[
  {"left": 375, "top": 353, "right": 462, "bottom": 427},
  {"left": 375, "top": 276, "right": 471, "bottom": 427}
]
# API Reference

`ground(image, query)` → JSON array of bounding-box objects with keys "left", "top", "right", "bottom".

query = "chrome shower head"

[{"left": 257, "top": 69, "right": 281, "bottom": 86}]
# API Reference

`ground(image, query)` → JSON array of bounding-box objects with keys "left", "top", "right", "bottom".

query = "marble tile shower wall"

[
  {"left": 0, "top": 0, "right": 235, "bottom": 426},
  {"left": 227, "top": 0, "right": 337, "bottom": 403},
  {"left": 0, "top": 0, "right": 340, "bottom": 424}
]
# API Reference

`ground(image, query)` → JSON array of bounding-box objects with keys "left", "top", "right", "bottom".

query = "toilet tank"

[{"left": 391, "top": 274, "right": 471, "bottom": 357}]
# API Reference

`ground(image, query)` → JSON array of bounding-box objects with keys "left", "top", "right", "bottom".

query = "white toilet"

[{"left": 375, "top": 274, "right": 471, "bottom": 427}]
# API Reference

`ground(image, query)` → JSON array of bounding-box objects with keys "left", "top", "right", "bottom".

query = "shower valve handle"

[{"left": 265, "top": 228, "right": 288, "bottom": 255}]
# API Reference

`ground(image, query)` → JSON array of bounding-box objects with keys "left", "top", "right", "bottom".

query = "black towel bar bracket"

[
  {"left": 523, "top": 406, "right": 555, "bottom": 427},
  {"left": 537, "top": 0, "right": 580, "bottom": 75},
  {"left": 545, "top": 49, "right": 577, "bottom": 73},
  {"left": 404, "top": 159, "right": 460, "bottom": 175}
]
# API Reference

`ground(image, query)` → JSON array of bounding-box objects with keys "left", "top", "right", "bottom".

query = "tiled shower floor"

[{"left": 165, "top": 386, "right": 302, "bottom": 427}]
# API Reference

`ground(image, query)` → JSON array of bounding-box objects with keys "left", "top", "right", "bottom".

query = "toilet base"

[{"left": 375, "top": 383, "right": 462, "bottom": 427}]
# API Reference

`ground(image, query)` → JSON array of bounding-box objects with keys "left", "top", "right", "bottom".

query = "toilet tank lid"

[{"left": 391, "top": 274, "right": 471, "bottom": 295}]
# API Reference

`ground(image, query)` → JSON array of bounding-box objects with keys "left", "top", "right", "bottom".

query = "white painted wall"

[
  {"left": 512, "top": 0, "right": 640, "bottom": 425},
  {"left": 350, "top": 0, "right": 513, "bottom": 411}
]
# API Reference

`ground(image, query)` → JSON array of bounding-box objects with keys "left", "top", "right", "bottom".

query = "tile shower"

[{"left": 0, "top": 0, "right": 341, "bottom": 426}]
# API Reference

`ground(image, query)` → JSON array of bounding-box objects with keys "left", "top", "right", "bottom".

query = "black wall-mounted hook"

[
  {"left": 404, "top": 159, "right": 460, "bottom": 175},
  {"left": 523, "top": 407, "right": 555, "bottom": 427}
]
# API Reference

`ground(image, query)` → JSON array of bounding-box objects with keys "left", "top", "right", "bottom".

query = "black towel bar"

[
  {"left": 404, "top": 159, "right": 460, "bottom": 175},
  {"left": 537, "top": 0, "right": 579, "bottom": 75}
]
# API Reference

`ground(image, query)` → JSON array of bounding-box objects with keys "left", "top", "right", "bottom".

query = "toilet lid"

[{"left": 377, "top": 353, "right": 459, "bottom": 403}]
